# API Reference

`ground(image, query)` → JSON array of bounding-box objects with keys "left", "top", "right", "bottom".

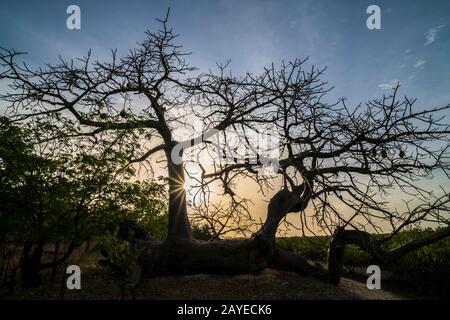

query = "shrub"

[
  {"left": 96, "top": 229, "right": 134, "bottom": 276},
  {"left": 277, "top": 229, "right": 450, "bottom": 297}
]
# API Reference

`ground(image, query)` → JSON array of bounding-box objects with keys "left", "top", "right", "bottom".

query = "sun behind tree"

[{"left": 1, "top": 11, "right": 449, "bottom": 284}]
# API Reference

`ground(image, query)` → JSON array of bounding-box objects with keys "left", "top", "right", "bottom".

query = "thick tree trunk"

[
  {"left": 120, "top": 142, "right": 327, "bottom": 280},
  {"left": 165, "top": 150, "right": 192, "bottom": 241},
  {"left": 119, "top": 186, "right": 326, "bottom": 281},
  {"left": 139, "top": 236, "right": 272, "bottom": 277},
  {"left": 123, "top": 223, "right": 325, "bottom": 280},
  {"left": 256, "top": 186, "right": 306, "bottom": 241},
  {"left": 327, "top": 228, "right": 346, "bottom": 285}
]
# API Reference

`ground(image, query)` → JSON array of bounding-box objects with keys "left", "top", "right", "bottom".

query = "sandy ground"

[
  {"left": 132, "top": 269, "right": 404, "bottom": 300},
  {"left": 2, "top": 268, "right": 405, "bottom": 300}
]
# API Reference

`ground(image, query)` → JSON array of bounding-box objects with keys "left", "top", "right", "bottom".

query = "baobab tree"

[{"left": 1, "top": 12, "right": 449, "bottom": 284}]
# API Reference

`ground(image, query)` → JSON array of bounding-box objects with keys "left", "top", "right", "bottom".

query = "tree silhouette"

[{"left": 1, "top": 12, "right": 449, "bottom": 283}]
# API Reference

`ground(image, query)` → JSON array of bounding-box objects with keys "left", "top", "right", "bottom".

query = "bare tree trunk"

[
  {"left": 121, "top": 187, "right": 326, "bottom": 280},
  {"left": 256, "top": 188, "right": 304, "bottom": 242},
  {"left": 328, "top": 228, "right": 346, "bottom": 285},
  {"left": 165, "top": 150, "right": 192, "bottom": 241}
]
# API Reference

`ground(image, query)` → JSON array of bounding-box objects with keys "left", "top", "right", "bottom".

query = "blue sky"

[
  {"left": 1, "top": 0, "right": 449, "bottom": 109},
  {"left": 1, "top": 0, "right": 449, "bottom": 234}
]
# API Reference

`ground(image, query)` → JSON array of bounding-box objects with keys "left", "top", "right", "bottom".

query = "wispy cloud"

[
  {"left": 413, "top": 60, "right": 426, "bottom": 68},
  {"left": 378, "top": 80, "right": 399, "bottom": 90},
  {"left": 425, "top": 24, "right": 446, "bottom": 46}
]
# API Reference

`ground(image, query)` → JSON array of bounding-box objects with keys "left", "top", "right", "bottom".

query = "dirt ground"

[{"left": 2, "top": 268, "right": 406, "bottom": 300}]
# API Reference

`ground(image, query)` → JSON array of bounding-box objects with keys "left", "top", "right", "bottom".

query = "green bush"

[
  {"left": 384, "top": 229, "right": 450, "bottom": 297},
  {"left": 277, "top": 236, "right": 329, "bottom": 260},
  {"left": 96, "top": 229, "right": 134, "bottom": 276},
  {"left": 343, "top": 245, "right": 372, "bottom": 267}
]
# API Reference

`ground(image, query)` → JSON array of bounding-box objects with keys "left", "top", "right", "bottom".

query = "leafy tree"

[{"left": 0, "top": 118, "right": 167, "bottom": 286}]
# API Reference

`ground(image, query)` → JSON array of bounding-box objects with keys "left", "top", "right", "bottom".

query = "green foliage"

[
  {"left": 89, "top": 179, "right": 168, "bottom": 239},
  {"left": 277, "top": 236, "right": 329, "bottom": 260},
  {"left": 97, "top": 229, "right": 134, "bottom": 276},
  {"left": 383, "top": 228, "right": 450, "bottom": 297},
  {"left": 342, "top": 245, "right": 372, "bottom": 267},
  {"left": 0, "top": 117, "right": 168, "bottom": 286}
]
